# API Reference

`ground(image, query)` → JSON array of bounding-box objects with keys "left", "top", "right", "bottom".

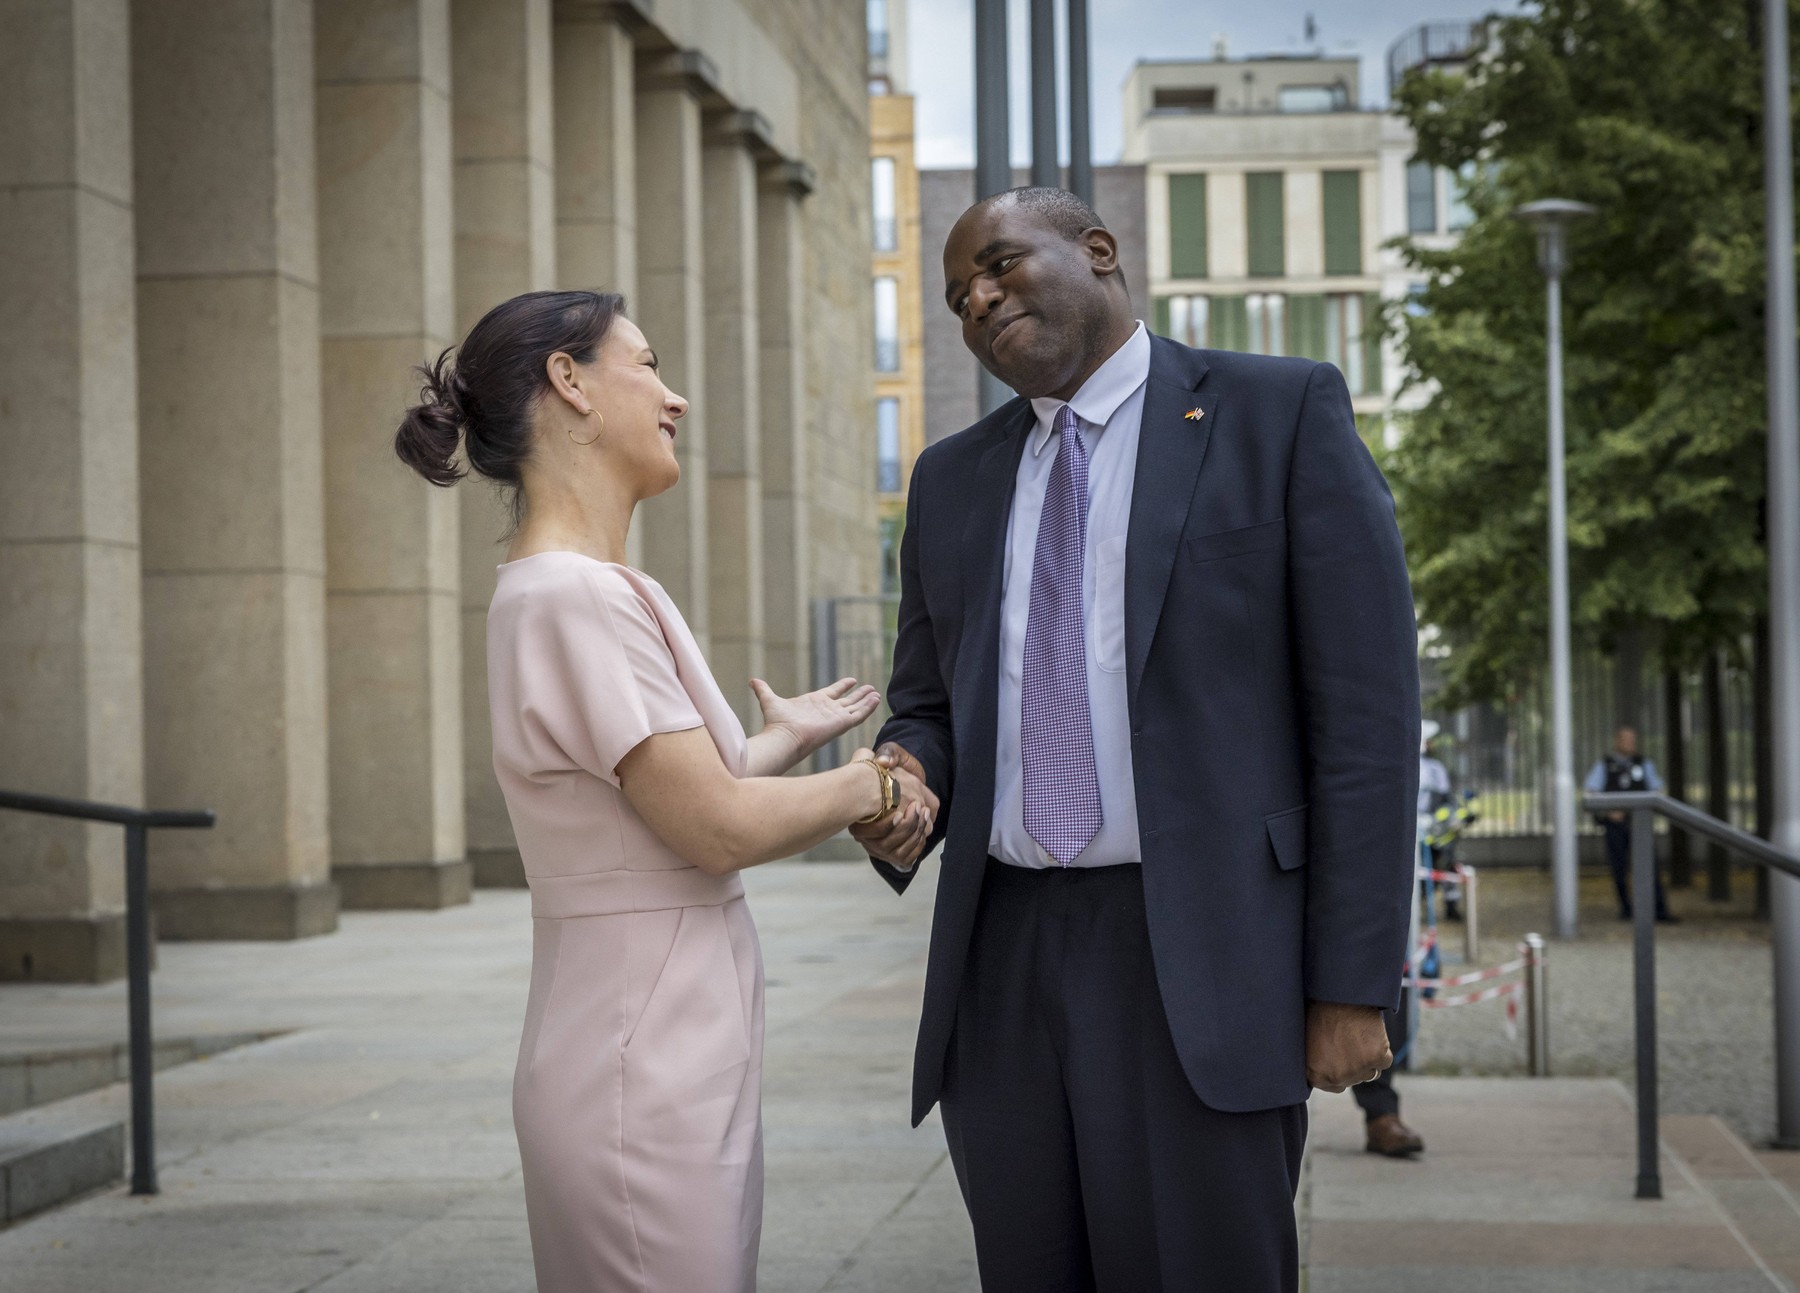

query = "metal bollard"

[
  {"left": 1524, "top": 932, "right": 1550, "bottom": 1077},
  {"left": 1462, "top": 864, "right": 1480, "bottom": 964}
]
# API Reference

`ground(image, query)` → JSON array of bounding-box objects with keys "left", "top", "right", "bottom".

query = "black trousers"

[
  {"left": 939, "top": 860, "right": 1307, "bottom": 1293},
  {"left": 1350, "top": 1006, "right": 1408, "bottom": 1122},
  {"left": 1602, "top": 819, "right": 1669, "bottom": 918}
]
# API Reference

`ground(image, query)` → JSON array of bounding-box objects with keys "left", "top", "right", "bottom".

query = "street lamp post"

[
  {"left": 1760, "top": 0, "right": 1800, "bottom": 1148},
  {"left": 1514, "top": 198, "right": 1598, "bottom": 940}
]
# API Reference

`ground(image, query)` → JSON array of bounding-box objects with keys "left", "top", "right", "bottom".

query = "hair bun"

[{"left": 394, "top": 347, "right": 467, "bottom": 487}]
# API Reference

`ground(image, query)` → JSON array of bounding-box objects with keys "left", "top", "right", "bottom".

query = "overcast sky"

[{"left": 904, "top": 0, "right": 1507, "bottom": 169}]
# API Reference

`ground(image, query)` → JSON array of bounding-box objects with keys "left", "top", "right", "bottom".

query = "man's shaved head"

[{"left": 972, "top": 186, "right": 1108, "bottom": 244}]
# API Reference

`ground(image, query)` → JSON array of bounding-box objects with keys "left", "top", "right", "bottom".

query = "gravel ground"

[{"left": 1407, "top": 866, "right": 1779, "bottom": 1146}]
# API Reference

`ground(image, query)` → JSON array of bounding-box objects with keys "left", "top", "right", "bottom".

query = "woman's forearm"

[
  {"left": 744, "top": 728, "right": 809, "bottom": 778},
  {"left": 710, "top": 764, "right": 885, "bottom": 871}
]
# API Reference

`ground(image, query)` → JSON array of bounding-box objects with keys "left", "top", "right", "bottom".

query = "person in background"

[
  {"left": 1418, "top": 724, "right": 1461, "bottom": 921},
  {"left": 1584, "top": 725, "right": 1676, "bottom": 923}
]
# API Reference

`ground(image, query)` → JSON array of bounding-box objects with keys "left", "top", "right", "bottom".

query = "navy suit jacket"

[{"left": 873, "top": 336, "right": 1420, "bottom": 1126}]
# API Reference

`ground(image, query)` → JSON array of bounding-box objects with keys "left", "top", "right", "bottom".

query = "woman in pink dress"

[{"left": 393, "top": 290, "right": 936, "bottom": 1292}]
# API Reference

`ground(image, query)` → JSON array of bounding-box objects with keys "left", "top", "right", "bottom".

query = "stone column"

[
  {"left": 757, "top": 162, "right": 815, "bottom": 699},
  {"left": 452, "top": 0, "right": 555, "bottom": 888},
  {"left": 553, "top": 5, "right": 637, "bottom": 301},
  {"left": 633, "top": 51, "right": 712, "bottom": 647},
  {"left": 132, "top": 0, "right": 336, "bottom": 941},
  {"left": 316, "top": 0, "right": 469, "bottom": 908},
  {"left": 702, "top": 113, "right": 769, "bottom": 723},
  {"left": 0, "top": 0, "right": 144, "bottom": 979}
]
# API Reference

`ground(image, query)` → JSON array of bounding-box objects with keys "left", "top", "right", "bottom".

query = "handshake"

[{"left": 848, "top": 743, "right": 940, "bottom": 871}]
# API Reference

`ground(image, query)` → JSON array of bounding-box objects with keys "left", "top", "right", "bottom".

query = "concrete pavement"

[{"left": 1, "top": 860, "right": 1795, "bottom": 1291}]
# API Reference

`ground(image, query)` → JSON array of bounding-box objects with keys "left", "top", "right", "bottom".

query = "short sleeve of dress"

[{"left": 526, "top": 565, "right": 704, "bottom": 786}]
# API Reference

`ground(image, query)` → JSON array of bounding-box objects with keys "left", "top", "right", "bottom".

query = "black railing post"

[
  {"left": 1630, "top": 806, "right": 1662, "bottom": 1199},
  {"left": 124, "top": 820, "right": 157, "bottom": 1196}
]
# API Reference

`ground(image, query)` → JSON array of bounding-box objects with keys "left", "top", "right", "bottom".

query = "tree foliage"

[{"left": 1387, "top": 0, "right": 1782, "bottom": 704}]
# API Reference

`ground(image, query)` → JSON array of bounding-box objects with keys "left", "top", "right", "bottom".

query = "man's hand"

[
  {"left": 851, "top": 743, "right": 939, "bottom": 869},
  {"left": 1305, "top": 1001, "right": 1392, "bottom": 1093}
]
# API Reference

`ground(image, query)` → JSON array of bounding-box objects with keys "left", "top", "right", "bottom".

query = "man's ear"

[{"left": 1082, "top": 227, "right": 1121, "bottom": 278}]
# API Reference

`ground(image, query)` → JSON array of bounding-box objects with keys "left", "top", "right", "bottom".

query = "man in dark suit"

[{"left": 852, "top": 187, "right": 1419, "bottom": 1291}]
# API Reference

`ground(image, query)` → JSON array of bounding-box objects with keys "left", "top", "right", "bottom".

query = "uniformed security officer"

[{"left": 1583, "top": 725, "right": 1676, "bottom": 922}]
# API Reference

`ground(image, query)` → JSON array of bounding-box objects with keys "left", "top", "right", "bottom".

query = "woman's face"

[{"left": 580, "top": 316, "right": 688, "bottom": 498}]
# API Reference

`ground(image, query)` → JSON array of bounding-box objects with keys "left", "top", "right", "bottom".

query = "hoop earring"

[{"left": 569, "top": 408, "right": 604, "bottom": 447}]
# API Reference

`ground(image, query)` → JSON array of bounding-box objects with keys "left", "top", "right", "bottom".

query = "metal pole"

[
  {"left": 973, "top": 0, "right": 1014, "bottom": 417},
  {"left": 1066, "top": 0, "right": 1093, "bottom": 206},
  {"left": 1463, "top": 864, "right": 1480, "bottom": 965},
  {"left": 1544, "top": 238, "right": 1581, "bottom": 939},
  {"left": 1761, "top": 0, "right": 1800, "bottom": 1150},
  {"left": 1028, "top": 0, "right": 1057, "bottom": 188},
  {"left": 125, "top": 822, "right": 157, "bottom": 1196},
  {"left": 811, "top": 598, "right": 838, "bottom": 772},
  {"left": 1631, "top": 807, "right": 1662, "bottom": 1198},
  {"left": 1523, "top": 932, "right": 1549, "bottom": 1076}
]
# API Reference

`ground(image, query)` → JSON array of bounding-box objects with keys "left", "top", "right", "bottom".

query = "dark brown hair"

[{"left": 394, "top": 290, "right": 626, "bottom": 522}]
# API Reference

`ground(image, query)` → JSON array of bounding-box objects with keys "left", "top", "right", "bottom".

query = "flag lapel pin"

[{"left": 1184, "top": 407, "right": 1204, "bottom": 421}]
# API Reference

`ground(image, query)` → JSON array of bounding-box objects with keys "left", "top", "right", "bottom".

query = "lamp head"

[{"left": 1511, "top": 199, "right": 1599, "bottom": 279}]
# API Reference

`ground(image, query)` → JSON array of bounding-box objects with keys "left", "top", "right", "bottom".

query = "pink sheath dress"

[{"left": 486, "top": 552, "right": 763, "bottom": 1293}]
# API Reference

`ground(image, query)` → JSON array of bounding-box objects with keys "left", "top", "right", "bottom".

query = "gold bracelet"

[{"left": 853, "top": 756, "right": 897, "bottom": 824}]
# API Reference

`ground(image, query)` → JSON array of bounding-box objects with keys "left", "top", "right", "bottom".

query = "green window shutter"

[
  {"left": 1168, "top": 173, "right": 1208, "bottom": 278},
  {"left": 1246, "top": 172, "right": 1285, "bottom": 277},
  {"left": 1151, "top": 295, "right": 1172, "bottom": 337},
  {"left": 1323, "top": 171, "right": 1363, "bottom": 276},
  {"left": 1362, "top": 292, "right": 1384, "bottom": 394},
  {"left": 1212, "top": 295, "right": 1249, "bottom": 352},
  {"left": 1288, "top": 293, "right": 1328, "bottom": 361}
]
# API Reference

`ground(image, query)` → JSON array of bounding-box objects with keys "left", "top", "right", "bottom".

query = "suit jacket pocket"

[
  {"left": 1187, "top": 517, "right": 1285, "bottom": 564},
  {"left": 1265, "top": 804, "right": 1308, "bottom": 871}
]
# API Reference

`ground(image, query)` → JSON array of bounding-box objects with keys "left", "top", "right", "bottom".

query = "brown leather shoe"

[{"left": 1365, "top": 1114, "right": 1424, "bottom": 1157}]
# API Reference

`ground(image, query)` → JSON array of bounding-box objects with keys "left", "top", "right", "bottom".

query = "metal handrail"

[
  {"left": 1583, "top": 790, "right": 1800, "bottom": 1199},
  {"left": 0, "top": 789, "right": 216, "bottom": 1196}
]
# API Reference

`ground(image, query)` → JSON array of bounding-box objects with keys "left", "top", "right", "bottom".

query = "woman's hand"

[{"left": 750, "top": 676, "right": 881, "bottom": 770}]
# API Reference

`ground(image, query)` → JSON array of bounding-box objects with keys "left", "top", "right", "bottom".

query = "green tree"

[{"left": 1387, "top": 0, "right": 1781, "bottom": 704}]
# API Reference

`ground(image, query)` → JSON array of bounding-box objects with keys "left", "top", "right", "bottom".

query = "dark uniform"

[{"left": 1594, "top": 753, "right": 1670, "bottom": 920}]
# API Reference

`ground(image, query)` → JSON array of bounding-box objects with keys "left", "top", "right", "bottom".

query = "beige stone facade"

[
  {"left": 0, "top": 0, "right": 878, "bottom": 978},
  {"left": 870, "top": 93, "right": 924, "bottom": 593}
]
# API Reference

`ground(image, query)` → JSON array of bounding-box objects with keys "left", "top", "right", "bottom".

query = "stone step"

[
  {"left": 0, "top": 1030, "right": 272, "bottom": 1117},
  {"left": 1661, "top": 1114, "right": 1800, "bottom": 1288},
  {"left": 0, "top": 1108, "right": 124, "bottom": 1224}
]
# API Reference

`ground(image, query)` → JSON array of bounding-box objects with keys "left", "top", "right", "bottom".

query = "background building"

[
  {"left": 869, "top": 0, "right": 924, "bottom": 596},
  {"left": 0, "top": 0, "right": 880, "bottom": 981}
]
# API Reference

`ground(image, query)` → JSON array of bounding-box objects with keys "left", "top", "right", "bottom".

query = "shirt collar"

[{"left": 1027, "top": 321, "right": 1152, "bottom": 457}]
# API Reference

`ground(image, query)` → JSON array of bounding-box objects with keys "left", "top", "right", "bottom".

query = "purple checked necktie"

[{"left": 1021, "top": 404, "right": 1103, "bottom": 865}]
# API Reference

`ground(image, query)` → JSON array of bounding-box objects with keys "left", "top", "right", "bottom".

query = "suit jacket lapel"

[{"left": 1125, "top": 338, "right": 1215, "bottom": 717}]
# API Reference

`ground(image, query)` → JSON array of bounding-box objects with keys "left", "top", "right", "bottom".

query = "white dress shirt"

[{"left": 990, "top": 322, "right": 1151, "bottom": 868}]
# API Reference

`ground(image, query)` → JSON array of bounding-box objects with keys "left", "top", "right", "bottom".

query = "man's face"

[
  {"left": 1616, "top": 728, "right": 1638, "bottom": 757},
  {"left": 941, "top": 199, "right": 1116, "bottom": 398}
]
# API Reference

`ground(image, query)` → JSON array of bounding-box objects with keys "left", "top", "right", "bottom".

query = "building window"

[
  {"left": 1211, "top": 295, "right": 1249, "bottom": 351},
  {"left": 1168, "top": 172, "right": 1207, "bottom": 278},
  {"left": 874, "top": 276, "right": 899, "bottom": 371},
  {"left": 1167, "top": 295, "right": 1209, "bottom": 348},
  {"left": 1246, "top": 292, "right": 1285, "bottom": 356},
  {"left": 1153, "top": 86, "right": 1217, "bottom": 113},
  {"left": 1446, "top": 161, "right": 1478, "bottom": 232},
  {"left": 876, "top": 397, "right": 902, "bottom": 493},
  {"left": 871, "top": 157, "right": 897, "bottom": 252},
  {"left": 867, "top": 0, "right": 889, "bottom": 60},
  {"left": 1322, "top": 170, "right": 1362, "bottom": 276},
  {"left": 879, "top": 515, "right": 902, "bottom": 595},
  {"left": 1246, "top": 172, "right": 1285, "bottom": 277},
  {"left": 1277, "top": 83, "right": 1348, "bottom": 113},
  {"left": 1325, "top": 292, "right": 1366, "bottom": 394},
  {"left": 1406, "top": 160, "right": 1438, "bottom": 234}
]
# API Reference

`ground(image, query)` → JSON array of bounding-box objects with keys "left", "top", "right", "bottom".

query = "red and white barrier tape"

[
  {"left": 1419, "top": 979, "right": 1521, "bottom": 1010},
  {"left": 1415, "top": 955, "right": 1528, "bottom": 991}
]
